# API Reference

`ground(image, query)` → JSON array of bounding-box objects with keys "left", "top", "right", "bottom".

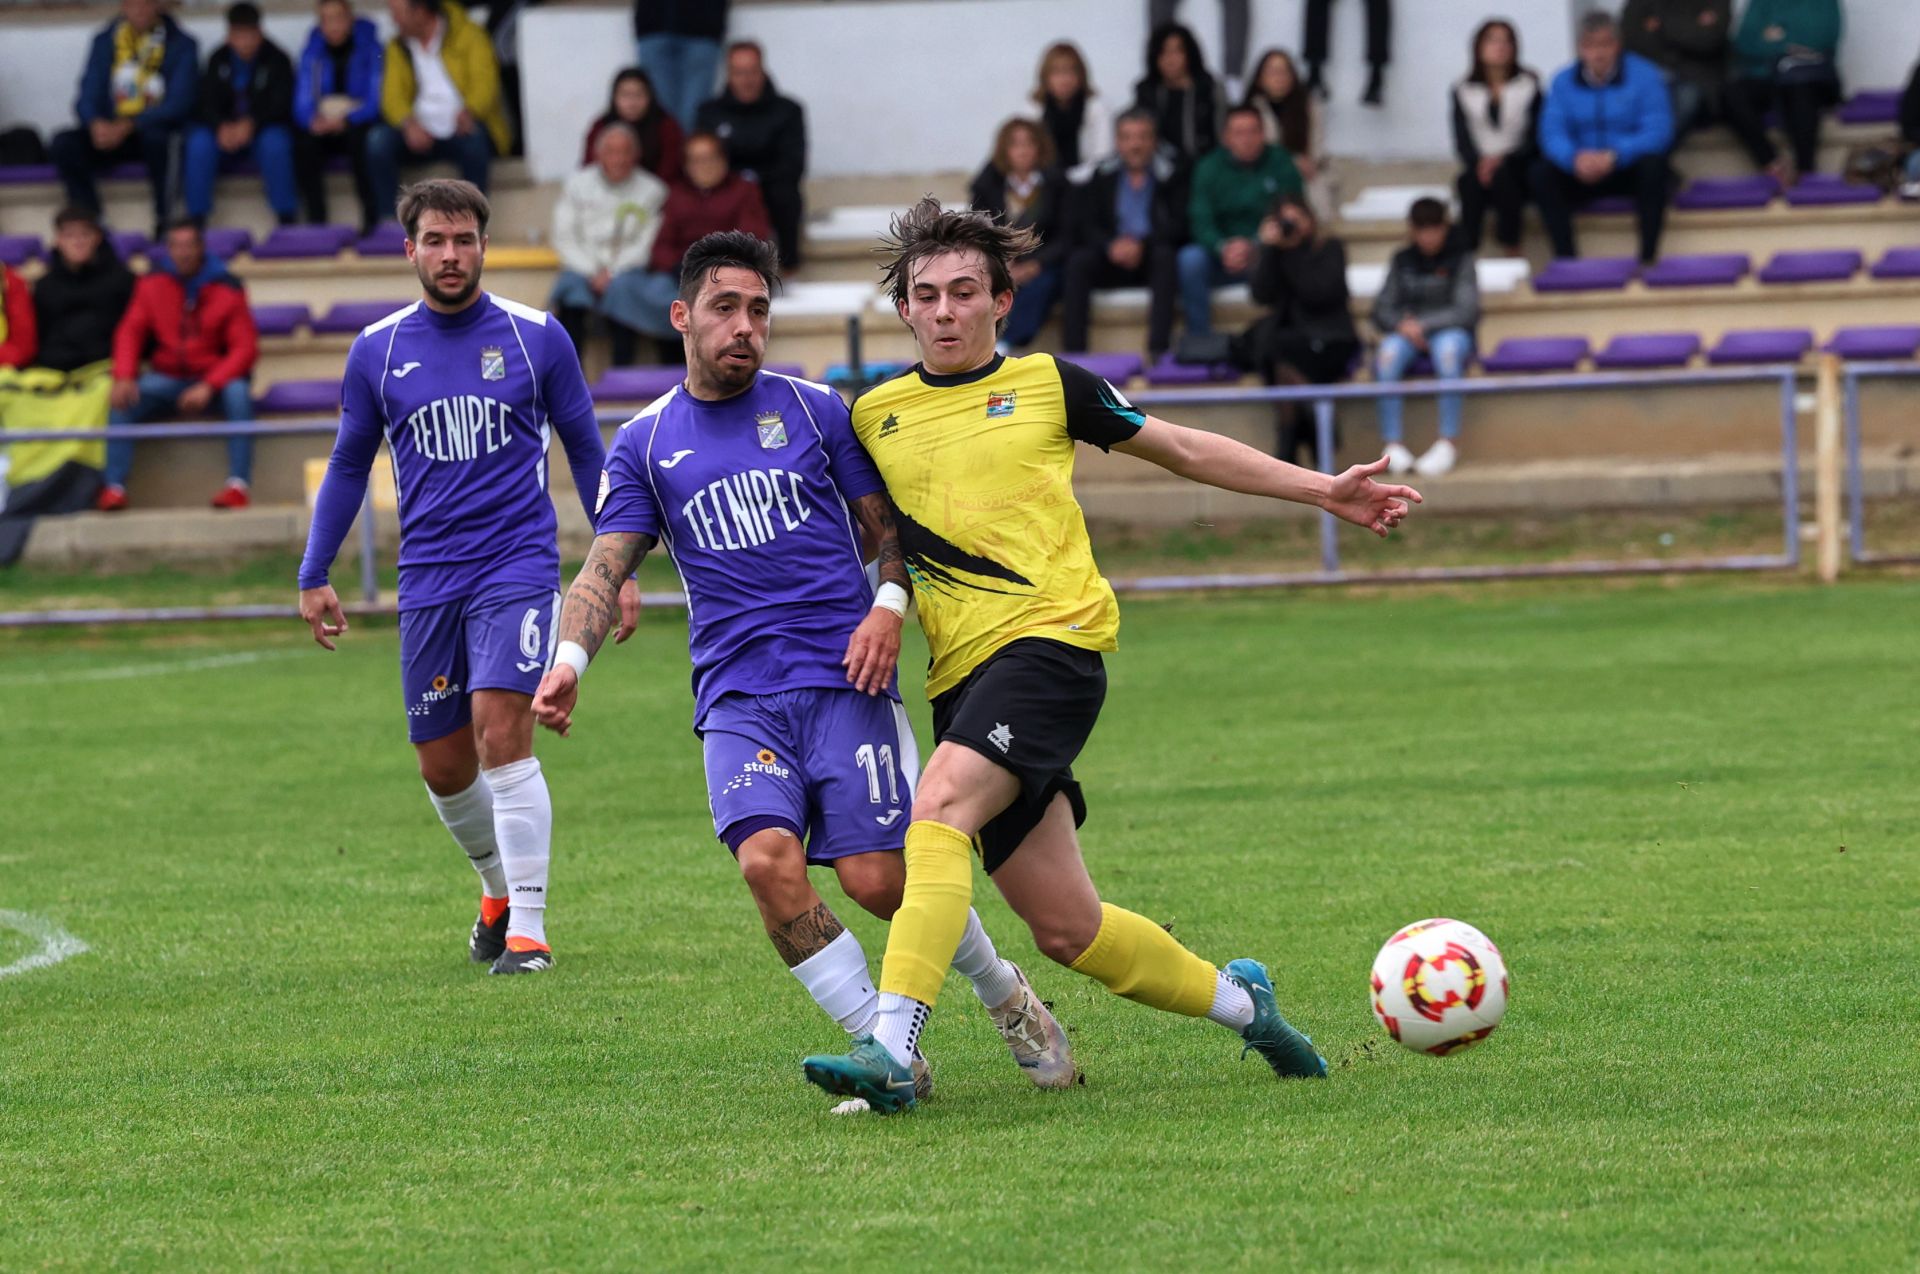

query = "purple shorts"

[
  {"left": 397, "top": 586, "right": 559, "bottom": 743},
  {"left": 700, "top": 687, "right": 918, "bottom": 864}
]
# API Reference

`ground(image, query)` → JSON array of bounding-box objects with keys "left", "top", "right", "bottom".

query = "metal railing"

[
  {"left": 0, "top": 364, "right": 1820, "bottom": 626},
  {"left": 1839, "top": 361, "right": 1920, "bottom": 567}
]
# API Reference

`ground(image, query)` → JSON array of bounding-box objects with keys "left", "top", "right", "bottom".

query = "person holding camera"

[
  {"left": 1370, "top": 196, "right": 1478, "bottom": 478},
  {"left": 1246, "top": 194, "right": 1356, "bottom": 466}
]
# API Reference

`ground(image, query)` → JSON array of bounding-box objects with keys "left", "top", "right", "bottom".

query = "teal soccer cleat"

[
  {"left": 1224, "top": 958, "right": 1329, "bottom": 1080},
  {"left": 802, "top": 1034, "right": 918, "bottom": 1114}
]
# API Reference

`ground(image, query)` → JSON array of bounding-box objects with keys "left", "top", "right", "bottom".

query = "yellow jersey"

[{"left": 851, "top": 352, "right": 1145, "bottom": 698}]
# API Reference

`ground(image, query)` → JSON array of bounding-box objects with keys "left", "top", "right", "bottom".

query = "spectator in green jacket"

[
  {"left": 1176, "top": 104, "right": 1301, "bottom": 341},
  {"left": 1723, "top": 0, "right": 1842, "bottom": 180}
]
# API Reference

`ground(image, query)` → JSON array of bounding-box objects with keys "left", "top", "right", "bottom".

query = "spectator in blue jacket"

[
  {"left": 1528, "top": 11, "right": 1675, "bottom": 263},
  {"left": 49, "top": 0, "right": 200, "bottom": 238},
  {"left": 293, "top": 0, "right": 385, "bottom": 231},
  {"left": 183, "top": 4, "right": 300, "bottom": 229}
]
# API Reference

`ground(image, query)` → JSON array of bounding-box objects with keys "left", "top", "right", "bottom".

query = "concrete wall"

[{"left": 1, "top": 1, "right": 1914, "bottom": 184}]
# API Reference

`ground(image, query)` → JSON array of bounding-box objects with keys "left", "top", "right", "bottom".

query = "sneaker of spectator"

[
  {"left": 103, "top": 220, "right": 259, "bottom": 510},
  {"left": 185, "top": 3, "right": 301, "bottom": 228},
  {"left": 695, "top": 41, "right": 806, "bottom": 269},
  {"left": 49, "top": 0, "right": 200, "bottom": 239}
]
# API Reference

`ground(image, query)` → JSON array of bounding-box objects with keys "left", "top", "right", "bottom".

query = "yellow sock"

[
  {"left": 1068, "top": 902, "right": 1219, "bottom": 1018},
  {"left": 876, "top": 819, "right": 975, "bottom": 1007}
]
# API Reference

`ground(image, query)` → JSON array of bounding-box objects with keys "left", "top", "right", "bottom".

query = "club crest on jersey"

[
  {"left": 756, "top": 411, "right": 788, "bottom": 450},
  {"left": 480, "top": 346, "right": 506, "bottom": 381},
  {"left": 986, "top": 390, "right": 1017, "bottom": 419}
]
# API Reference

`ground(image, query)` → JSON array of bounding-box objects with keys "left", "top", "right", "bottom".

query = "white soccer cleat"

[
  {"left": 987, "top": 963, "right": 1079, "bottom": 1089},
  {"left": 1383, "top": 442, "right": 1416, "bottom": 474},
  {"left": 1415, "top": 438, "right": 1457, "bottom": 477}
]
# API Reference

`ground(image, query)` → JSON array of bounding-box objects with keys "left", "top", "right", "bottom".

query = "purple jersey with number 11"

[{"left": 595, "top": 370, "right": 892, "bottom": 729}]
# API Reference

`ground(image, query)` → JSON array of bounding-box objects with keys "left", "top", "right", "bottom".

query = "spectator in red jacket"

[
  {"left": 102, "top": 220, "right": 260, "bottom": 510},
  {"left": 0, "top": 262, "right": 36, "bottom": 369},
  {"left": 624, "top": 130, "right": 770, "bottom": 355}
]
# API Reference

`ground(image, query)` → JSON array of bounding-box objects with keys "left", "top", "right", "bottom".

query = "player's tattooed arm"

[
  {"left": 847, "top": 492, "right": 908, "bottom": 591},
  {"left": 559, "top": 531, "right": 655, "bottom": 658},
  {"left": 768, "top": 899, "right": 846, "bottom": 967}
]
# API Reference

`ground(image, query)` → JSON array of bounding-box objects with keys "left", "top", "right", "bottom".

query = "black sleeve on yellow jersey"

[{"left": 1054, "top": 356, "right": 1147, "bottom": 452}]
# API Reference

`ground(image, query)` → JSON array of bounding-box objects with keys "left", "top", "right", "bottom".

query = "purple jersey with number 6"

[{"left": 594, "top": 370, "right": 893, "bottom": 730}]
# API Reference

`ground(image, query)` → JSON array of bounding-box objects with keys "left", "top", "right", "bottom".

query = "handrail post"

[
  {"left": 1778, "top": 370, "right": 1801, "bottom": 569},
  {"left": 1314, "top": 396, "right": 1340, "bottom": 577},
  {"left": 1813, "top": 355, "right": 1843, "bottom": 583},
  {"left": 1842, "top": 369, "right": 1865, "bottom": 563}
]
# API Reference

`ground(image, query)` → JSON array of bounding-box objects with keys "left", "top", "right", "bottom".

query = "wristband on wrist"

[
  {"left": 873, "top": 582, "right": 909, "bottom": 617},
  {"left": 555, "top": 640, "right": 591, "bottom": 678}
]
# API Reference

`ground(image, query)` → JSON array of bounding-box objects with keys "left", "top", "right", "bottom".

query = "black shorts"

[{"left": 930, "top": 638, "right": 1106, "bottom": 873}]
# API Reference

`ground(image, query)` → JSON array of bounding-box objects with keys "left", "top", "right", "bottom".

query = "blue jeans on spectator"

[
  {"left": 551, "top": 268, "right": 678, "bottom": 337},
  {"left": 1002, "top": 265, "right": 1062, "bottom": 348},
  {"left": 1903, "top": 151, "right": 1920, "bottom": 186},
  {"left": 106, "top": 372, "right": 255, "bottom": 489},
  {"left": 366, "top": 126, "right": 494, "bottom": 229},
  {"left": 637, "top": 35, "right": 722, "bottom": 136},
  {"left": 1176, "top": 243, "right": 1250, "bottom": 339},
  {"left": 1375, "top": 327, "right": 1473, "bottom": 444},
  {"left": 183, "top": 123, "right": 299, "bottom": 223}
]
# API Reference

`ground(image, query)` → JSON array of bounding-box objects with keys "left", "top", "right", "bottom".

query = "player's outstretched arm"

[
  {"left": 1114, "top": 416, "right": 1423, "bottom": 538},
  {"left": 534, "top": 531, "right": 655, "bottom": 736},
  {"left": 843, "top": 492, "right": 908, "bottom": 696}
]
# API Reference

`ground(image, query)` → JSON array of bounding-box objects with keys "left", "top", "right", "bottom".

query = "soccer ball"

[{"left": 1369, "top": 918, "right": 1509, "bottom": 1055}]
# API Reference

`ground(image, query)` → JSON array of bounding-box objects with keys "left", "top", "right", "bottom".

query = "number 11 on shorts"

[{"left": 855, "top": 743, "right": 900, "bottom": 805}]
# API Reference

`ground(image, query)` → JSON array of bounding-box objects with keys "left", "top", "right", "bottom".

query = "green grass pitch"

[{"left": 2, "top": 577, "right": 1917, "bottom": 1270}]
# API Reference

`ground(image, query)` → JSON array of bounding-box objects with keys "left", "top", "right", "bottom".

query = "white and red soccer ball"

[{"left": 1370, "top": 918, "right": 1509, "bottom": 1055}]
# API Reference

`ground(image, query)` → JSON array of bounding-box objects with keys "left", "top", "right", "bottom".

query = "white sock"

[
  {"left": 1206, "top": 969, "right": 1255, "bottom": 1031},
  {"left": 950, "top": 908, "right": 1021, "bottom": 1008},
  {"left": 790, "top": 928, "right": 879, "bottom": 1035},
  {"left": 485, "top": 757, "right": 551, "bottom": 946},
  {"left": 427, "top": 775, "right": 507, "bottom": 898},
  {"left": 871, "top": 992, "right": 929, "bottom": 1067}
]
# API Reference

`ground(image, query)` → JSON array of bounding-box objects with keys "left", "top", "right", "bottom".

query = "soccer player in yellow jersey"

[{"left": 801, "top": 198, "right": 1421, "bottom": 1112}]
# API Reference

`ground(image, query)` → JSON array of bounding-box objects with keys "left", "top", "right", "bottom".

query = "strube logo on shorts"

[{"left": 408, "top": 675, "right": 464, "bottom": 718}]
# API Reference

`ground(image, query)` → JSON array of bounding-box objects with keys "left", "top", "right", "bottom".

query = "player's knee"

[
  {"left": 736, "top": 829, "right": 806, "bottom": 902},
  {"left": 1031, "top": 919, "right": 1094, "bottom": 967},
  {"left": 416, "top": 751, "right": 475, "bottom": 795},
  {"left": 840, "top": 861, "right": 904, "bottom": 919}
]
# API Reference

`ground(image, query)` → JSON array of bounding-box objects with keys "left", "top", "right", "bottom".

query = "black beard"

[{"left": 418, "top": 266, "right": 480, "bottom": 308}]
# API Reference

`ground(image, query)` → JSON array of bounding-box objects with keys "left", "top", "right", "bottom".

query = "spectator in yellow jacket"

[{"left": 365, "top": 0, "right": 507, "bottom": 227}]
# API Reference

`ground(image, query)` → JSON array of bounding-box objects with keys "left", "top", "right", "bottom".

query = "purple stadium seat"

[
  {"left": 1757, "top": 249, "right": 1862, "bottom": 284},
  {"left": 1672, "top": 175, "right": 1778, "bottom": 211},
  {"left": 314, "top": 300, "right": 412, "bottom": 334},
  {"left": 254, "top": 379, "right": 341, "bottom": 414},
  {"left": 251, "top": 224, "right": 357, "bottom": 260},
  {"left": 202, "top": 227, "right": 254, "bottom": 260},
  {"left": 1532, "top": 257, "right": 1638, "bottom": 293},
  {"left": 1593, "top": 332, "right": 1702, "bottom": 369},
  {"left": 110, "top": 229, "right": 150, "bottom": 261},
  {"left": 1583, "top": 195, "right": 1634, "bottom": 214},
  {"left": 355, "top": 223, "right": 409, "bottom": 256},
  {"left": 1706, "top": 329, "right": 1814, "bottom": 365},
  {"left": 1479, "top": 336, "right": 1590, "bottom": 373},
  {"left": 1869, "top": 246, "right": 1920, "bottom": 280},
  {"left": 1784, "top": 175, "right": 1882, "bottom": 207},
  {"left": 591, "top": 366, "right": 686, "bottom": 402},
  {"left": 1825, "top": 326, "right": 1920, "bottom": 360},
  {"left": 1144, "top": 353, "right": 1239, "bottom": 385},
  {"left": 0, "top": 164, "right": 58, "bottom": 185},
  {"left": 1058, "top": 351, "right": 1146, "bottom": 384},
  {"left": 0, "top": 234, "right": 41, "bottom": 266},
  {"left": 250, "top": 304, "right": 312, "bottom": 337},
  {"left": 1837, "top": 90, "right": 1902, "bottom": 126},
  {"left": 1641, "top": 253, "right": 1750, "bottom": 288}
]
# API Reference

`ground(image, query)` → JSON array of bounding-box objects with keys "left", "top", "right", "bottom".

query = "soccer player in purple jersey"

[
  {"left": 531, "top": 231, "right": 1074, "bottom": 1106},
  {"left": 297, "top": 179, "right": 638, "bottom": 975}
]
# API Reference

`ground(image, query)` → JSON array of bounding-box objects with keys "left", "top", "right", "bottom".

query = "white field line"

[
  {"left": 0, "top": 648, "right": 301, "bottom": 687},
  {"left": 0, "top": 910, "right": 90, "bottom": 980}
]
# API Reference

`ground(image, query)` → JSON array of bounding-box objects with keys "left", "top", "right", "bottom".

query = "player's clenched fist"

[{"left": 532, "top": 665, "right": 579, "bottom": 736}]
